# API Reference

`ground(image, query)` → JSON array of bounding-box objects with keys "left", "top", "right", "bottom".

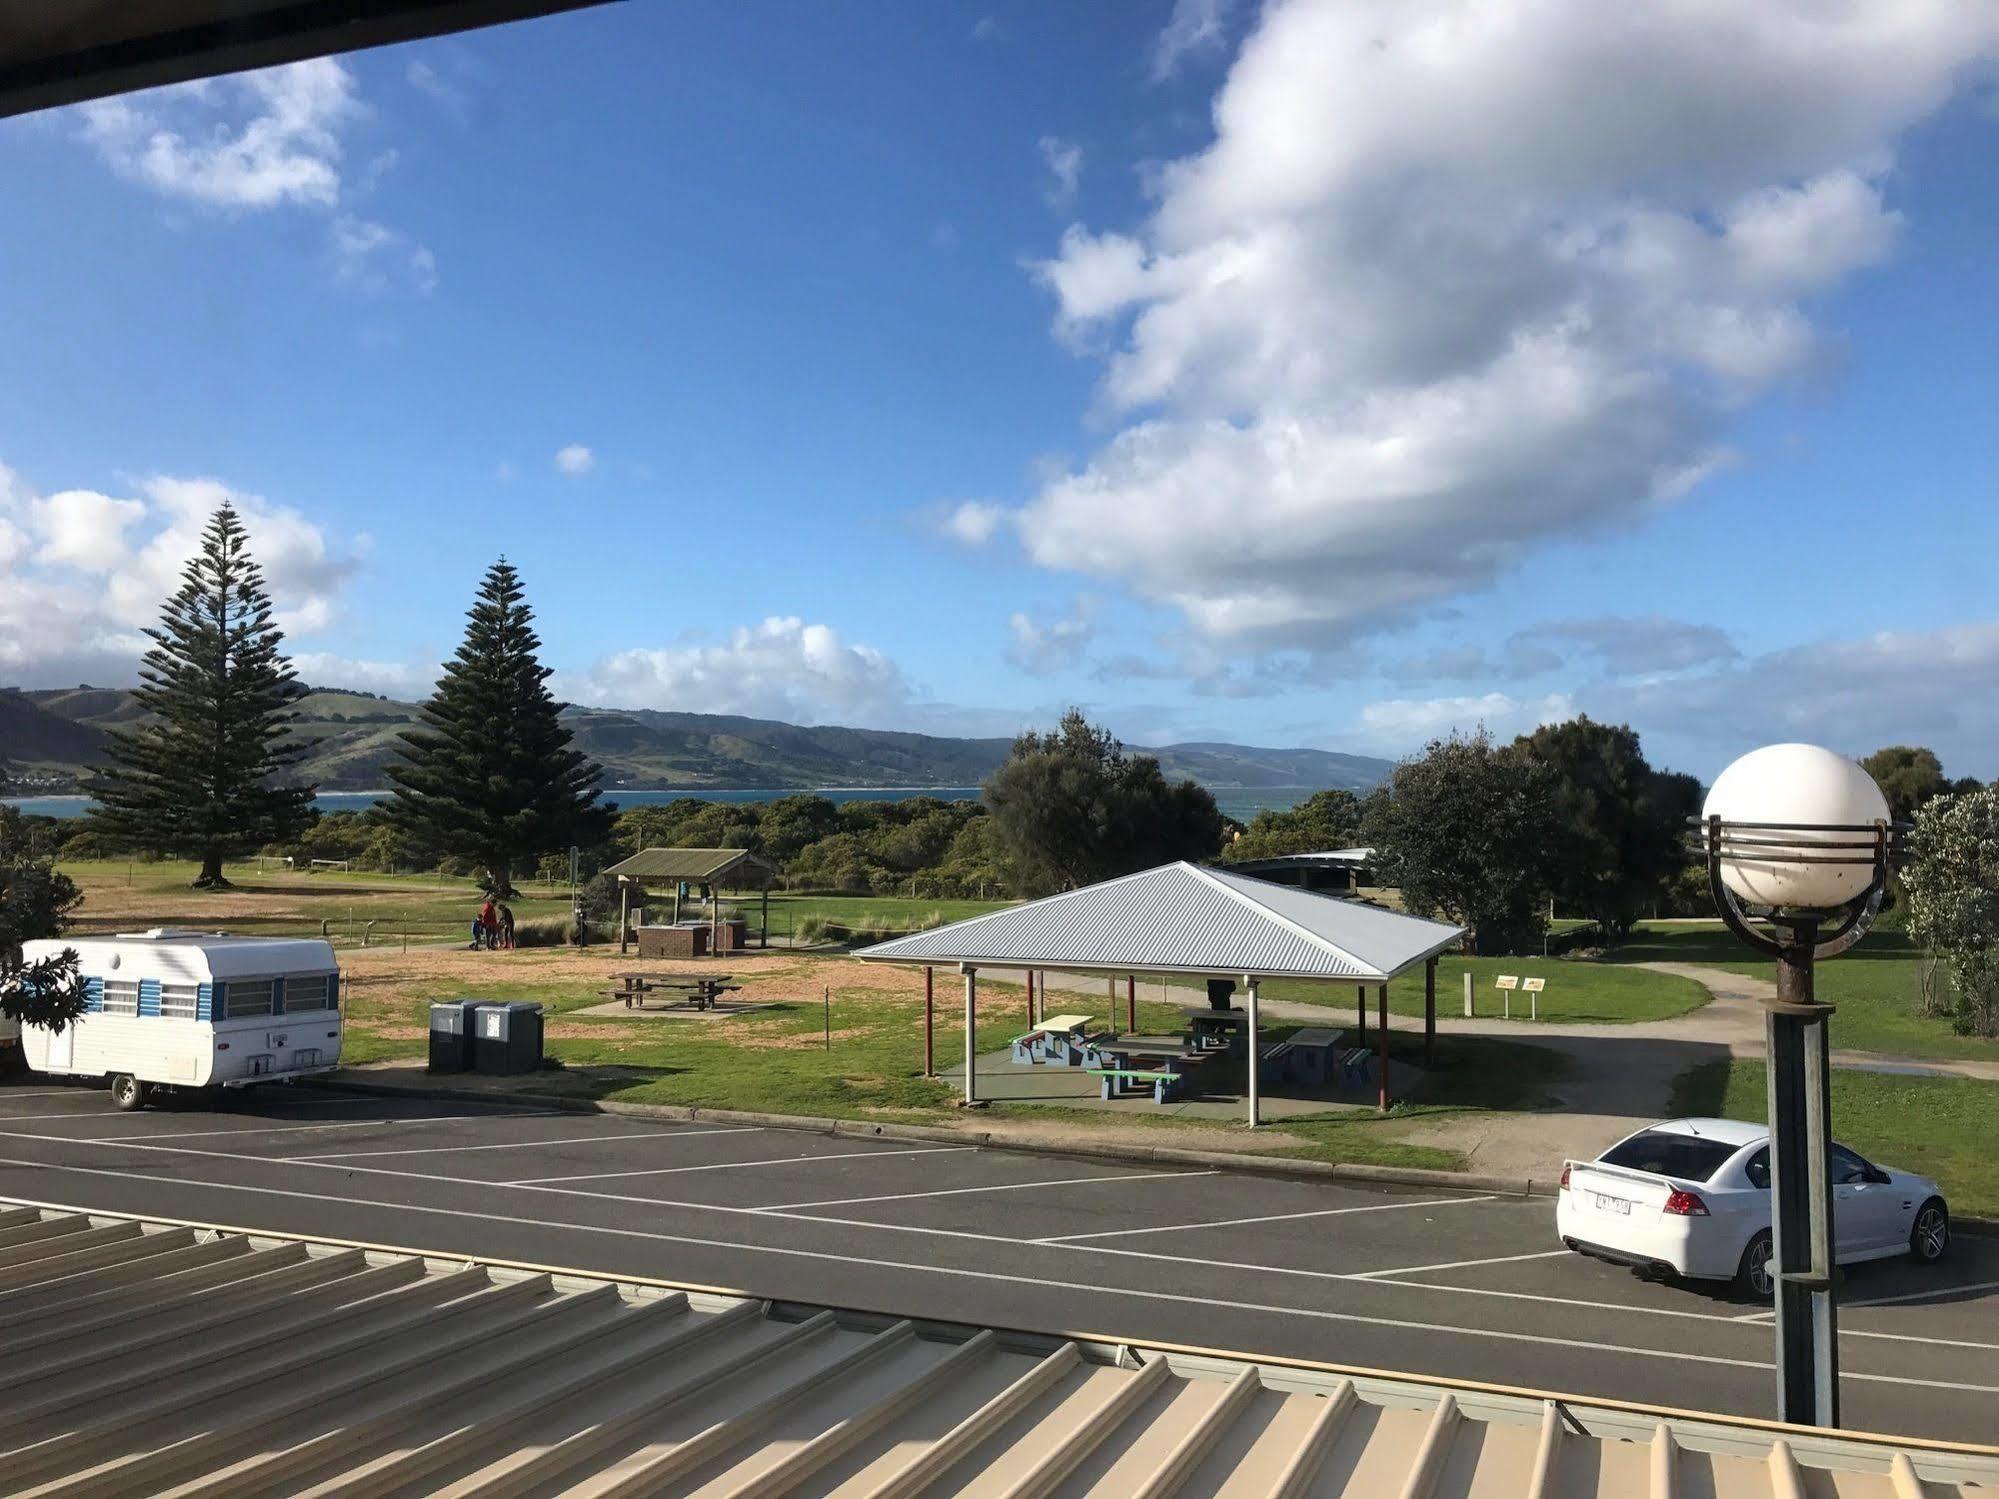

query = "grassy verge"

[
  {"left": 1234, "top": 952, "right": 1710, "bottom": 1025},
  {"left": 1609, "top": 924, "right": 1999, "bottom": 1063},
  {"left": 1670, "top": 1058, "right": 1999, "bottom": 1219},
  {"left": 330, "top": 946, "right": 1570, "bottom": 1174}
]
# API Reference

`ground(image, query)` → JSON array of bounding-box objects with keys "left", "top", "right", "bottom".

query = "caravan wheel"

[{"left": 109, "top": 1074, "right": 149, "bottom": 1111}]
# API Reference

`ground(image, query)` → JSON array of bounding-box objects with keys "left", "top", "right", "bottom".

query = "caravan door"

[{"left": 44, "top": 1023, "right": 73, "bottom": 1071}]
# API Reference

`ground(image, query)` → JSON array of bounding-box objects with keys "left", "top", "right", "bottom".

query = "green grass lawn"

[
  {"left": 1242, "top": 951, "right": 1711, "bottom": 1025},
  {"left": 739, "top": 892, "right": 1011, "bottom": 942},
  {"left": 334, "top": 946, "right": 1565, "bottom": 1175},
  {"left": 1607, "top": 923, "right": 1999, "bottom": 1062},
  {"left": 1671, "top": 1058, "right": 1999, "bottom": 1220}
]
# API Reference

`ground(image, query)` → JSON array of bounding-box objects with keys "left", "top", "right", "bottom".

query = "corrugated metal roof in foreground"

[
  {"left": 0, "top": 1202, "right": 1992, "bottom": 1498},
  {"left": 857, "top": 862, "right": 1464, "bottom": 981}
]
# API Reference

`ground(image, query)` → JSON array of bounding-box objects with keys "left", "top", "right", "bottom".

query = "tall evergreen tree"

[
  {"left": 85, "top": 507, "right": 313, "bottom": 889},
  {"left": 385, "top": 560, "right": 612, "bottom": 896}
]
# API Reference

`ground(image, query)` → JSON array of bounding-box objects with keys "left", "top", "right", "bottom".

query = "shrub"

[
  {"left": 511, "top": 915, "right": 572, "bottom": 948},
  {"left": 794, "top": 916, "right": 830, "bottom": 946}
]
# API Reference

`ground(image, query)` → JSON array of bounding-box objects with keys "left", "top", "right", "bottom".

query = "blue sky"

[{"left": 2, "top": 1, "right": 1997, "bottom": 781}]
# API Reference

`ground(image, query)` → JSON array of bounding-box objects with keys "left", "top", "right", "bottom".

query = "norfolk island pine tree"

[
  {"left": 84, "top": 506, "right": 315, "bottom": 890},
  {"left": 383, "top": 560, "right": 613, "bottom": 898}
]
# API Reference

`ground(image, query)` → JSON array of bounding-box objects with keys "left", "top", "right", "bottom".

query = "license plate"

[{"left": 1594, "top": 1193, "right": 1631, "bottom": 1216}]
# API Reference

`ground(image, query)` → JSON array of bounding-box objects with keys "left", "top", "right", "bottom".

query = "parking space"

[{"left": 1, "top": 1077, "right": 1995, "bottom": 1444}]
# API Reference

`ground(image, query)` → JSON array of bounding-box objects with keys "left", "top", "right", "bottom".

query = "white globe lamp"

[
  {"left": 1702, "top": 744, "right": 1892, "bottom": 910},
  {"left": 1696, "top": 742, "right": 1908, "bottom": 1432}
]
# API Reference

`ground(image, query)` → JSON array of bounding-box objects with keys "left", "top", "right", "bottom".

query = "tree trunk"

[
  {"left": 193, "top": 851, "right": 229, "bottom": 890},
  {"left": 488, "top": 857, "right": 515, "bottom": 900}
]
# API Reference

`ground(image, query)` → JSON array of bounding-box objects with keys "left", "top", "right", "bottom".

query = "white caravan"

[{"left": 17, "top": 928, "right": 342, "bottom": 1109}]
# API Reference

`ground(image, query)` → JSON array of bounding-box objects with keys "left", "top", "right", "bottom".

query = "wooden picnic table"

[{"left": 604, "top": 973, "right": 739, "bottom": 1010}]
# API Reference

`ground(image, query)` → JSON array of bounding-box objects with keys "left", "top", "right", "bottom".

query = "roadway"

[{"left": 0, "top": 1080, "right": 1994, "bottom": 1445}]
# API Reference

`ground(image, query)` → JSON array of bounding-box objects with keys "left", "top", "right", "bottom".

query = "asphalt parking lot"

[{"left": 0, "top": 1079, "right": 1994, "bottom": 1444}]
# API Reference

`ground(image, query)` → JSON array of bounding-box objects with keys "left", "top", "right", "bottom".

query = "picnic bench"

[
  {"left": 604, "top": 972, "right": 741, "bottom": 1011},
  {"left": 1188, "top": 1009, "right": 1248, "bottom": 1057},
  {"left": 1009, "top": 1013, "right": 1102, "bottom": 1066},
  {"left": 1278, "top": 1026, "right": 1344, "bottom": 1088},
  {"left": 1086, "top": 1066, "right": 1189, "bottom": 1104}
]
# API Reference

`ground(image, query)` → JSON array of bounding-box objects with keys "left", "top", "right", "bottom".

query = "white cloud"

[
  {"left": 331, "top": 215, "right": 437, "bottom": 294},
  {"left": 1006, "top": 599, "right": 1097, "bottom": 675},
  {"left": 1354, "top": 620, "right": 1999, "bottom": 777},
  {"left": 1152, "top": 0, "right": 1236, "bottom": 80},
  {"left": 1038, "top": 136, "right": 1083, "bottom": 209},
  {"left": 971, "top": 16, "right": 1001, "bottom": 44},
  {"left": 73, "top": 59, "right": 433, "bottom": 293},
  {"left": 553, "top": 444, "right": 596, "bottom": 476},
  {"left": 405, "top": 60, "right": 470, "bottom": 121},
  {"left": 942, "top": 500, "right": 1004, "bottom": 546},
  {"left": 1348, "top": 691, "right": 1577, "bottom": 755},
  {"left": 1010, "top": 1, "right": 1998, "bottom": 659},
  {"left": 1387, "top": 615, "right": 1738, "bottom": 683},
  {"left": 567, "top": 618, "right": 912, "bottom": 725},
  {"left": 0, "top": 462, "right": 356, "bottom": 687},
  {"left": 289, "top": 652, "right": 438, "bottom": 697},
  {"left": 79, "top": 61, "right": 360, "bottom": 209}
]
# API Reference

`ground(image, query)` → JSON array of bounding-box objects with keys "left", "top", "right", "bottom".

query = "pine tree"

[
  {"left": 85, "top": 507, "right": 314, "bottom": 889},
  {"left": 384, "top": 560, "right": 612, "bottom": 896}
]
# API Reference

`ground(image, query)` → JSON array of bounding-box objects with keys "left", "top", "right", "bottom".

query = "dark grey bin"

[
  {"left": 472, "top": 1001, "right": 544, "bottom": 1076},
  {"left": 427, "top": 1000, "right": 483, "bottom": 1073}
]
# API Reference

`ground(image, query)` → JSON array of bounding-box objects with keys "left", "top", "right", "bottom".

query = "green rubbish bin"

[
  {"left": 427, "top": 1000, "right": 483, "bottom": 1073},
  {"left": 472, "top": 1001, "right": 544, "bottom": 1076}
]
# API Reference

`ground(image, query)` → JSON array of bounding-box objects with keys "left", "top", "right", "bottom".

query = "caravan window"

[
  {"left": 160, "top": 984, "right": 199, "bottom": 1020},
  {"left": 283, "top": 976, "right": 331, "bottom": 1013},
  {"left": 102, "top": 978, "right": 141, "bottom": 1016},
  {"left": 225, "top": 980, "right": 276, "bottom": 1018}
]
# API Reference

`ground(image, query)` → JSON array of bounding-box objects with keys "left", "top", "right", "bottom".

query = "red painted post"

[
  {"left": 1356, "top": 984, "right": 1366, "bottom": 1045},
  {"left": 924, "top": 966, "right": 934, "bottom": 1077},
  {"left": 1377, "top": 983, "right": 1389, "bottom": 1112},
  {"left": 1126, "top": 975, "right": 1136, "bottom": 1032},
  {"left": 1027, "top": 969, "right": 1036, "bottom": 1026},
  {"left": 1425, "top": 956, "right": 1437, "bottom": 1066}
]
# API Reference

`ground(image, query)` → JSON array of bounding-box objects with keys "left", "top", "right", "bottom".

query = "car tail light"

[
  {"left": 1663, "top": 1189, "right": 1709, "bottom": 1217},
  {"left": 1559, "top": 1164, "right": 1571, "bottom": 1190}
]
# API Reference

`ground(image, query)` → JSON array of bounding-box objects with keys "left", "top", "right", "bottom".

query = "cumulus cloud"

[
  {"left": 1011, "top": 1, "right": 1998, "bottom": 658},
  {"left": 553, "top": 444, "right": 596, "bottom": 476},
  {"left": 1352, "top": 620, "right": 1999, "bottom": 776},
  {"left": 941, "top": 500, "right": 1005, "bottom": 546},
  {"left": 567, "top": 617, "right": 912, "bottom": 724},
  {"left": 0, "top": 461, "right": 356, "bottom": 686},
  {"left": 1038, "top": 136, "right": 1083, "bottom": 209},
  {"left": 1152, "top": 0, "right": 1236, "bottom": 80},
  {"left": 1005, "top": 599, "right": 1098, "bottom": 675},
  {"left": 74, "top": 59, "right": 433, "bottom": 291},
  {"left": 1386, "top": 615, "right": 1738, "bottom": 683},
  {"left": 289, "top": 652, "right": 439, "bottom": 698}
]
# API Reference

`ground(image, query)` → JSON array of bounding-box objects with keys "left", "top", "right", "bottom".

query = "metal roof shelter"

[
  {"left": 604, "top": 847, "right": 780, "bottom": 956},
  {"left": 856, "top": 863, "right": 1465, "bottom": 1123},
  {"left": 0, "top": 0, "right": 609, "bottom": 119},
  {"left": 1, "top": 1199, "right": 1993, "bottom": 1496},
  {"left": 1224, "top": 847, "right": 1377, "bottom": 891}
]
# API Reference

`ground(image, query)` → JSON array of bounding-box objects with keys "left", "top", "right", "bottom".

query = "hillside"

[{"left": 6, "top": 686, "right": 1394, "bottom": 795}]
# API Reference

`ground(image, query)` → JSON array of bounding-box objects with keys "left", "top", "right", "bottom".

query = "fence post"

[{"left": 1463, "top": 971, "right": 1473, "bottom": 1018}]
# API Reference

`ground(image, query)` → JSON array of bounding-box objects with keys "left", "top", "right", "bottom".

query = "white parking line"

[
  {"left": 78, "top": 1113, "right": 530, "bottom": 1144},
  {"left": 1836, "top": 1277, "right": 1999, "bottom": 1312},
  {"left": 1351, "top": 1249, "right": 1572, "bottom": 1279},
  {"left": 1036, "top": 1194, "right": 1496, "bottom": 1244},
  {"left": 758, "top": 1169, "right": 1216, "bottom": 1212},
  {"left": 293, "top": 1127, "right": 760, "bottom": 1161},
  {"left": 8, "top": 1164, "right": 1997, "bottom": 1400},
  {"left": 7, "top": 1129, "right": 1997, "bottom": 1361},
  {"left": 505, "top": 1145, "right": 976, "bottom": 1185},
  {"left": 0, "top": 1090, "right": 91, "bottom": 1100}
]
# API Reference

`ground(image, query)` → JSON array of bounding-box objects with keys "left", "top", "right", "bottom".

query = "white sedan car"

[{"left": 1557, "top": 1117, "right": 1950, "bottom": 1298}]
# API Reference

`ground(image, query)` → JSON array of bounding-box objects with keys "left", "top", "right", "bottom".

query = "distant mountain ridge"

[{"left": 2, "top": 685, "right": 1393, "bottom": 797}]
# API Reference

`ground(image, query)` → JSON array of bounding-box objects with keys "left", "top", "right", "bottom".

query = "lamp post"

[{"left": 1698, "top": 743, "right": 1908, "bottom": 1428}]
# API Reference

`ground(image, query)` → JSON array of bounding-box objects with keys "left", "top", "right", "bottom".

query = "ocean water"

[{"left": 4, "top": 785, "right": 1318, "bottom": 823}]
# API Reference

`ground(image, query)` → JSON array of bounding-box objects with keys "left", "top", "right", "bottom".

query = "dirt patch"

[{"left": 730, "top": 1026, "right": 874, "bottom": 1051}]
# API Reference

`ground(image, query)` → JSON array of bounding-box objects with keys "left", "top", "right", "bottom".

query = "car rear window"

[{"left": 1600, "top": 1131, "right": 1739, "bottom": 1182}]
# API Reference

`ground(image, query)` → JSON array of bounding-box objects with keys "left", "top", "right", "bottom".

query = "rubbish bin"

[
  {"left": 427, "top": 1000, "right": 483, "bottom": 1073},
  {"left": 472, "top": 1001, "right": 544, "bottom": 1076}
]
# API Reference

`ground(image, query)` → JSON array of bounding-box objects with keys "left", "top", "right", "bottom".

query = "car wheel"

[
  {"left": 1734, "top": 1230, "right": 1774, "bottom": 1300},
  {"left": 1909, "top": 1199, "right": 1950, "bottom": 1264},
  {"left": 109, "top": 1073, "right": 148, "bottom": 1111}
]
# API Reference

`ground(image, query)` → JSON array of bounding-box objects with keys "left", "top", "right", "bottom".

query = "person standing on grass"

[
  {"left": 470, "top": 913, "right": 485, "bottom": 951},
  {"left": 497, "top": 903, "right": 515, "bottom": 951},
  {"left": 479, "top": 895, "right": 498, "bottom": 951}
]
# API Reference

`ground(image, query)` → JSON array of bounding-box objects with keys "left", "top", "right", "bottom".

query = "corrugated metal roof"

[
  {"left": 1226, "top": 847, "right": 1375, "bottom": 872},
  {"left": 0, "top": 0, "right": 608, "bottom": 119},
  {"left": 855, "top": 862, "right": 1464, "bottom": 981},
  {"left": 0, "top": 1200, "right": 1992, "bottom": 1497},
  {"left": 604, "top": 847, "right": 779, "bottom": 884}
]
